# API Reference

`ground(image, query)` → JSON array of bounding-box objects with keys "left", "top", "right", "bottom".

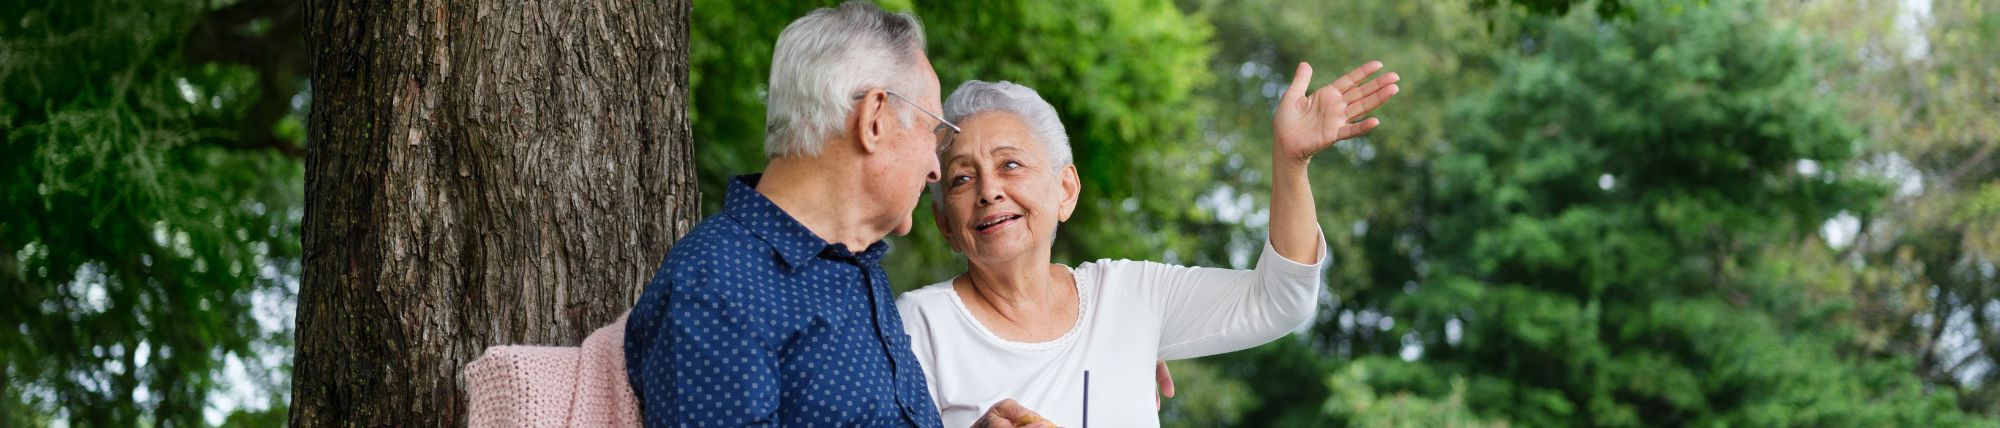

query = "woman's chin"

[{"left": 964, "top": 236, "right": 1038, "bottom": 265}]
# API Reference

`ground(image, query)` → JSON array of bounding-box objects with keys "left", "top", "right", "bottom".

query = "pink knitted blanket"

[{"left": 463, "top": 312, "right": 640, "bottom": 427}]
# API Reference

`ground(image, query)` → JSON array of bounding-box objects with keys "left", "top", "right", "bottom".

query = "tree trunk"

[{"left": 292, "top": 0, "right": 695, "bottom": 425}]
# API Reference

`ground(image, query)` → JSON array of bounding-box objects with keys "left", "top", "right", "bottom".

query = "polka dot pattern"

[{"left": 625, "top": 174, "right": 942, "bottom": 427}]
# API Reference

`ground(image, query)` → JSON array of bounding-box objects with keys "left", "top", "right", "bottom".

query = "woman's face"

[{"left": 934, "top": 111, "right": 1079, "bottom": 266}]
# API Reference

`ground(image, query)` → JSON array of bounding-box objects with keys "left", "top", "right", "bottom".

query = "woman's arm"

[
  {"left": 1269, "top": 61, "right": 1400, "bottom": 264},
  {"left": 1140, "top": 61, "right": 1400, "bottom": 360},
  {"left": 1139, "top": 239, "right": 1330, "bottom": 360}
]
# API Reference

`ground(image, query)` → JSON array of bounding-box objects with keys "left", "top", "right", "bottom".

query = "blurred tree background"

[
  {"left": 3, "top": 0, "right": 301, "bottom": 425},
  {"left": 3, "top": 0, "right": 1995, "bottom": 426}
]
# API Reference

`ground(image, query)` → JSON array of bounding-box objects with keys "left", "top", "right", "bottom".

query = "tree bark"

[{"left": 293, "top": 0, "right": 695, "bottom": 425}]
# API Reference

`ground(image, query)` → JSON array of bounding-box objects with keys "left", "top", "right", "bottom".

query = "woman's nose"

[{"left": 979, "top": 181, "right": 1005, "bottom": 206}]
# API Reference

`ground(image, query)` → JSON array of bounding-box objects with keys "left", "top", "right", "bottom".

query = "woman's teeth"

[{"left": 976, "top": 214, "right": 1022, "bottom": 231}]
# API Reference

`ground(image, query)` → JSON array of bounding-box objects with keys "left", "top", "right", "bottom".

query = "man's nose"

[{"left": 926, "top": 157, "right": 941, "bottom": 183}]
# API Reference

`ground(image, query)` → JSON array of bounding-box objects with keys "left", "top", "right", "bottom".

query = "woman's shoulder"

[
  {"left": 1074, "top": 258, "right": 1181, "bottom": 279},
  {"left": 1071, "top": 258, "right": 1176, "bottom": 296},
  {"left": 894, "top": 278, "right": 960, "bottom": 312}
]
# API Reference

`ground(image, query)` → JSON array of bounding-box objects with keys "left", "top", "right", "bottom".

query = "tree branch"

[
  {"left": 1939, "top": 140, "right": 1997, "bottom": 190},
  {"left": 185, "top": 0, "right": 304, "bottom": 66},
  {"left": 203, "top": 133, "right": 307, "bottom": 159},
  {"left": 182, "top": 0, "right": 309, "bottom": 159}
]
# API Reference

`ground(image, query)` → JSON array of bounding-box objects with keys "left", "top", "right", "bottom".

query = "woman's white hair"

[
  {"left": 941, "top": 80, "right": 1072, "bottom": 167},
  {"left": 931, "top": 81, "right": 1073, "bottom": 204},
  {"left": 765, "top": 1, "right": 927, "bottom": 159}
]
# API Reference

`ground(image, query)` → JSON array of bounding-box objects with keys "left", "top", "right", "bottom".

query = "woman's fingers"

[
  {"left": 973, "top": 413, "right": 1014, "bottom": 428},
  {"left": 974, "top": 410, "right": 1017, "bottom": 428},
  {"left": 1329, "top": 61, "right": 1384, "bottom": 93},
  {"left": 1342, "top": 71, "right": 1399, "bottom": 104},
  {"left": 1281, "top": 62, "right": 1315, "bottom": 105},
  {"left": 1336, "top": 117, "right": 1382, "bottom": 141},
  {"left": 1278, "top": 60, "right": 1395, "bottom": 152},
  {"left": 974, "top": 398, "right": 1053, "bottom": 428},
  {"left": 1347, "top": 83, "right": 1401, "bottom": 118}
]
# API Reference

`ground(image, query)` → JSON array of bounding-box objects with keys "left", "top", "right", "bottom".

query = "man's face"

[{"left": 866, "top": 55, "right": 944, "bottom": 236}]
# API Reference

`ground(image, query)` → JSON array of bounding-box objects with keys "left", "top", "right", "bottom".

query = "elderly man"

[{"left": 623, "top": 2, "right": 959, "bottom": 426}]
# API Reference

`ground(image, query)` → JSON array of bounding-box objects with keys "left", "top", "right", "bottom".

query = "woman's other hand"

[{"left": 975, "top": 398, "right": 1059, "bottom": 428}]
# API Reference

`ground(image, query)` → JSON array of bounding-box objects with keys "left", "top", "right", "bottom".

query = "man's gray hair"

[
  {"left": 765, "top": 1, "right": 927, "bottom": 159},
  {"left": 941, "top": 80, "right": 1072, "bottom": 167}
]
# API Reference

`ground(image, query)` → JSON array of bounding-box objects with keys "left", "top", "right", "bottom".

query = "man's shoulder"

[
  {"left": 666, "top": 214, "right": 769, "bottom": 260},
  {"left": 656, "top": 215, "right": 781, "bottom": 287}
]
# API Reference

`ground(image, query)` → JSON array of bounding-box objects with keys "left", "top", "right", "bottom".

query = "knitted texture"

[{"left": 465, "top": 313, "right": 639, "bottom": 427}]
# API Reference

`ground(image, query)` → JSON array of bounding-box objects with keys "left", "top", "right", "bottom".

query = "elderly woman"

[{"left": 896, "top": 62, "right": 1400, "bottom": 427}]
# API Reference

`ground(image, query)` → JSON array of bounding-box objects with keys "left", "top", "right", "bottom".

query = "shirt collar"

[{"left": 722, "top": 174, "right": 892, "bottom": 268}]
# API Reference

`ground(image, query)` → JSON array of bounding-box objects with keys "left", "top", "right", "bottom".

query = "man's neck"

[{"left": 756, "top": 156, "right": 886, "bottom": 252}]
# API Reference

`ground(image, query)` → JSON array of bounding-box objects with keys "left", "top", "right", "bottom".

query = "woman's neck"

[
  {"left": 965, "top": 261, "right": 1060, "bottom": 306},
  {"left": 958, "top": 259, "right": 1076, "bottom": 341}
]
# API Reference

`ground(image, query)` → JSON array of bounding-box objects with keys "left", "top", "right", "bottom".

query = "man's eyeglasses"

[{"left": 885, "top": 91, "right": 961, "bottom": 151}]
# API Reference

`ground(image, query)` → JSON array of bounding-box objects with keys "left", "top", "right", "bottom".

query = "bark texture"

[{"left": 293, "top": 0, "right": 695, "bottom": 425}]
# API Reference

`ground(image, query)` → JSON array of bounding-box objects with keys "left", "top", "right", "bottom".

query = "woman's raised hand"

[{"left": 1272, "top": 61, "right": 1400, "bottom": 166}]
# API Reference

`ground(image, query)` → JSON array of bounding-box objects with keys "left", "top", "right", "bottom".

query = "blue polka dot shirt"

[{"left": 625, "top": 174, "right": 944, "bottom": 427}]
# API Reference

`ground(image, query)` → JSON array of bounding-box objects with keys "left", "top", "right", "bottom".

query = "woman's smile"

[{"left": 974, "top": 212, "right": 1024, "bottom": 234}]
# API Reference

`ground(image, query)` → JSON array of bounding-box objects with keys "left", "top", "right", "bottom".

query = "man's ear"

[
  {"left": 1058, "top": 164, "right": 1081, "bottom": 222},
  {"left": 852, "top": 89, "right": 892, "bottom": 154}
]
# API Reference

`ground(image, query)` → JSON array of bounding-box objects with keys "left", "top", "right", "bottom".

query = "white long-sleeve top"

[{"left": 896, "top": 236, "right": 1328, "bottom": 428}]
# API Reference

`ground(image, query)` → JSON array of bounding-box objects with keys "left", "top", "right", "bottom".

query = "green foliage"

[
  {"left": 1155, "top": 359, "right": 1259, "bottom": 427},
  {"left": 2, "top": 0, "right": 301, "bottom": 425},
  {"left": 1479, "top": 0, "right": 1632, "bottom": 19},
  {"left": 1322, "top": 358, "right": 1504, "bottom": 428},
  {"left": 1164, "top": 337, "right": 1333, "bottom": 426},
  {"left": 1174, "top": 0, "right": 1997, "bottom": 425},
  {"left": 1389, "top": 0, "right": 1979, "bottom": 425},
  {"left": 1787, "top": 0, "right": 2000, "bottom": 415}
]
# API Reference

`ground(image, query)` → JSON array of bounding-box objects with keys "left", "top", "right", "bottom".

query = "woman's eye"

[
  {"left": 949, "top": 175, "right": 972, "bottom": 188},
  {"left": 1002, "top": 160, "right": 1023, "bottom": 170}
]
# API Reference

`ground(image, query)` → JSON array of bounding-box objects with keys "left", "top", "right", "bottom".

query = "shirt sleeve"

[
  {"left": 629, "top": 272, "right": 784, "bottom": 427},
  {"left": 1140, "top": 231, "right": 1330, "bottom": 361}
]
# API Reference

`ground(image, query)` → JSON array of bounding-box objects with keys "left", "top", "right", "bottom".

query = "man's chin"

[{"left": 890, "top": 217, "right": 914, "bottom": 236}]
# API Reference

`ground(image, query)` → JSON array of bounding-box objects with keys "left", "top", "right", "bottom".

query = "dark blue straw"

[{"left": 1082, "top": 370, "right": 1090, "bottom": 428}]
